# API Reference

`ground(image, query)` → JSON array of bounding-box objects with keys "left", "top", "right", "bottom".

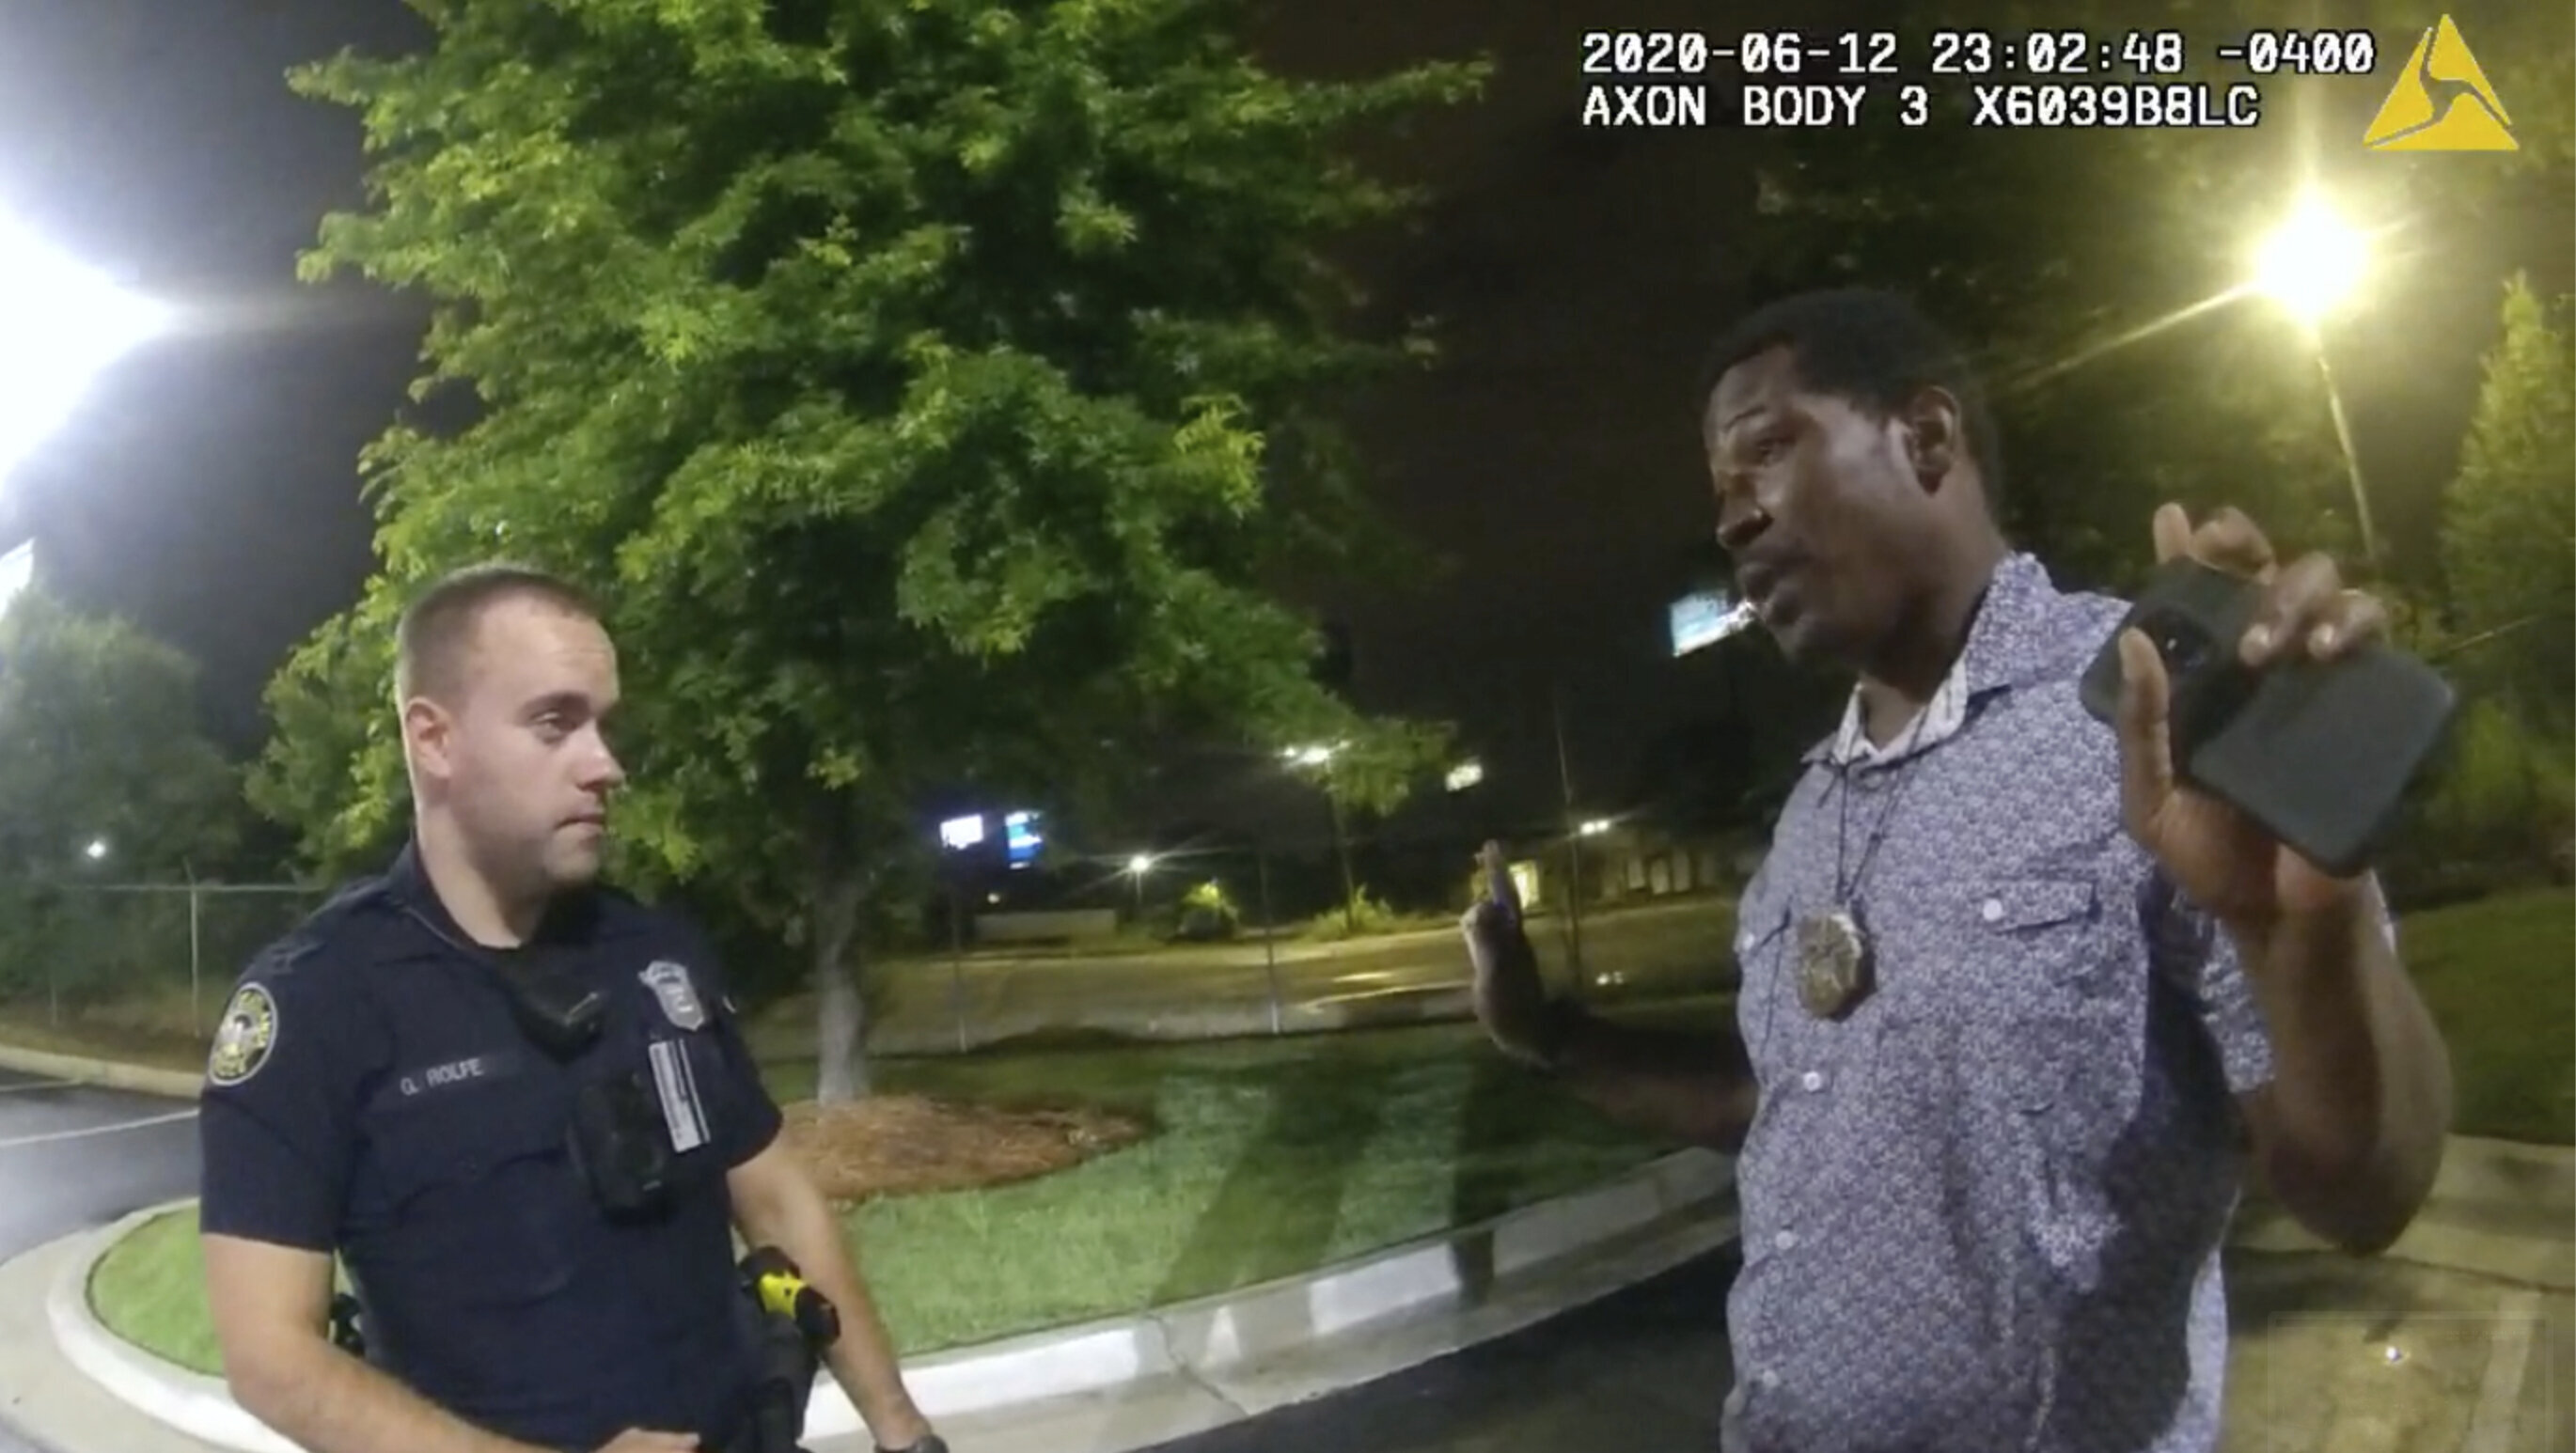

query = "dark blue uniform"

[{"left": 198, "top": 842, "right": 785, "bottom": 1451}]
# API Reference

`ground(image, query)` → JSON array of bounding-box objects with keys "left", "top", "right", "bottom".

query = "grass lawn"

[
  {"left": 2396, "top": 885, "right": 2575, "bottom": 1145},
  {"left": 0, "top": 979, "right": 217, "bottom": 1077},
  {"left": 88, "top": 1002, "right": 1723, "bottom": 1378}
]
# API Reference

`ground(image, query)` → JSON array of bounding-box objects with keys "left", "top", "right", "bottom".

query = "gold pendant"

[{"left": 1795, "top": 909, "right": 1873, "bottom": 1020}]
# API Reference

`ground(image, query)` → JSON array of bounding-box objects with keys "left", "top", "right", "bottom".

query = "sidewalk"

[
  {"left": 2222, "top": 1251, "right": 2568, "bottom": 1452},
  {"left": 2222, "top": 1134, "right": 2571, "bottom": 1453}
]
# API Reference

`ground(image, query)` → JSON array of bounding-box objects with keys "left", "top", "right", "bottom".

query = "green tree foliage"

[
  {"left": 2439, "top": 274, "right": 2574, "bottom": 735},
  {"left": 0, "top": 590, "right": 243, "bottom": 882},
  {"left": 1735, "top": 0, "right": 2570, "bottom": 592},
  {"left": 253, "top": 0, "right": 1484, "bottom": 1097}
]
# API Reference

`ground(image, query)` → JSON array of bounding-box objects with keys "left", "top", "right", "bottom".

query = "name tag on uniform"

[
  {"left": 371, "top": 1047, "right": 527, "bottom": 1114},
  {"left": 647, "top": 1039, "right": 708, "bottom": 1153}
]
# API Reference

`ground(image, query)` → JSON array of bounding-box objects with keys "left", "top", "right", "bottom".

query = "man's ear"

[
  {"left": 1899, "top": 385, "right": 1963, "bottom": 489},
  {"left": 401, "top": 697, "right": 453, "bottom": 780}
]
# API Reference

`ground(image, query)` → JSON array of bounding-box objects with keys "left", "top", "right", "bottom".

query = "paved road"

[
  {"left": 0, "top": 1067, "right": 201, "bottom": 1453},
  {"left": 856, "top": 897, "right": 1737, "bottom": 1051},
  {"left": 0, "top": 1069, "right": 197, "bottom": 1265}
]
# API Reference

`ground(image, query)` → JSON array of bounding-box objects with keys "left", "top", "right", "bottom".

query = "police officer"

[{"left": 197, "top": 564, "right": 946, "bottom": 1453}]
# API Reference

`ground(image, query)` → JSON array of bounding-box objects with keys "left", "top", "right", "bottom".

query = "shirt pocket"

[
  {"left": 1972, "top": 868, "right": 2137, "bottom": 1008},
  {"left": 1877, "top": 872, "right": 2125, "bottom": 1109},
  {"left": 367, "top": 1086, "right": 589, "bottom": 1305}
]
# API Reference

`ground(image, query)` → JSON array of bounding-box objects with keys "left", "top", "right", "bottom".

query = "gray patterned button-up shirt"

[{"left": 1721, "top": 552, "right": 2279, "bottom": 1453}]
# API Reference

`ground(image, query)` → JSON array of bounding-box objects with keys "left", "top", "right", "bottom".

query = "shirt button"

[
  {"left": 1980, "top": 898, "right": 2004, "bottom": 923},
  {"left": 1800, "top": 1070, "right": 1825, "bottom": 1092},
  {"left": 1759, "top": 1369, "right": 1782, "bottom": 1390},
  {"left": 1774, "top": 1229, "right": 1798, "bottom": 1252}
]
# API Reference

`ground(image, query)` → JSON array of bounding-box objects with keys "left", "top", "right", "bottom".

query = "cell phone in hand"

[
  {"left": 2077, "top": 556, "right": 2457, "bottom": 879},
  {"left": 1481, "top": 841, "right": 1521, "bottom": 925}
]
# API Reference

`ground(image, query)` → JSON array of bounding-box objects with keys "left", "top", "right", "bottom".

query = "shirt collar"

[
  {"left": 385, "top": 836, "right": 611, "bottom": 947},
  {"left": 1805, "top": 551, "right": 2064, "bottom": 766}
]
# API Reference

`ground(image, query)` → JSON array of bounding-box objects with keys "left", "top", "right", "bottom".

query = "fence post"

[
  {"left": 1258, "top": 842, "right": 1281, "bottom": 1036},
  {"left": 188, "top": 876, "right": 204, "bottom": 1035},
  {"left": 948, "top": 883, "right": 968, "bottom": 1054}
]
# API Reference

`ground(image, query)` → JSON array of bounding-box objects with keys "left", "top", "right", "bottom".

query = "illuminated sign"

[
  {"left": 1669, "top": 588, "right": 1755, "bottom": 656},
  {"left": 938, "top": 814, "right": 984, "bottom": 851},
  {"left": 1004, "top": 810, "right": 1043, "bottom": 867}
]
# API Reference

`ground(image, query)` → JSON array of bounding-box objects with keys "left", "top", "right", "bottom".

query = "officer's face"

[{"left": 435, "top": 597, "right": 627, "bottom": 890}]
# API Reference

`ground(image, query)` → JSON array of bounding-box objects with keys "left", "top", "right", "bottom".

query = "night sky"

[{"left": 0, "top": 0, "right": 2554, "bottom": 843}]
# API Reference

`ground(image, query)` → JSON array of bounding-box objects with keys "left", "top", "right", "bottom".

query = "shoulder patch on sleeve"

[{"left": 207, "top": 982, "right": 281, "bottom": 1086}]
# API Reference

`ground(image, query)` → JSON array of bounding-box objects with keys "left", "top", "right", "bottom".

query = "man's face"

[
  {"left": 1704, "top": 346, "right": 1932, "bottom": 665},
  {"left": 413, "top": 596, "right": 625, "bottom": 893}
]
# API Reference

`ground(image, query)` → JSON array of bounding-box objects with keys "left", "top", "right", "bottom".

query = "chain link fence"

[
  {"left": 852, "top": 834, "right": 1742, "bottom": 1055},
  {"left": 0, "top": 880, "right": 332, "bottom": 1041}
]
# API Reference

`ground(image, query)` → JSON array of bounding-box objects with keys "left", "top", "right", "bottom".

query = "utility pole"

[{"left": 1551, "top": 679, "right": 1585, "bottom": 989}]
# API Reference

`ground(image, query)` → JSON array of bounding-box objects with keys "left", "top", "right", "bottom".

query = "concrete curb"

[
  {"left": 0, "top": 1044, "right": 201, "bottom": 1101},
  {"left": 50, "top": 1151, "right": 1736, "bottom": 1453},
  {"left": 859, "top": 988, "right": 1488, "bottom": 1057},
  {"left": 2433, "top": 1133, "right": 2576, "bottom": 1217}
]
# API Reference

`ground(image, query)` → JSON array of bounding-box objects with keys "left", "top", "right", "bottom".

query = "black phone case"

[{"left": 2078, "top": 558, "right": 2457, "bottom": 879}]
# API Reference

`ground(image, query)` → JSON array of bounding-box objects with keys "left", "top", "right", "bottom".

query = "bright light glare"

[
  {"left": 1127, "top": 853, "right": 1154, "bottom": 875},
  {"left": 0, "top": 214, "right": 166, "bottom": 486},
  {"left": 1578, "top": 819, "right": 1611, "bottom": 836},
  {"left": 1445, "top": 759, "right": 1484, "bottom": 791},
  {"left": 85, "top": 837, "right": 109, "bottom": 861},
  {"left": 2251, "top": 195, "right": 2367, "bottom": 325},
  {"left": 1281, "top": 742, "right": 1341, "bottom": 768},
  {"left": 0, "top": 539, "right": 33, "bottom": 619}
]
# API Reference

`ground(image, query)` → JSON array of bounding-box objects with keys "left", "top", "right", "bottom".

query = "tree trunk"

[
  {"left": 1328, "top": 794, "right": 1358, "bottom": 931},
  {"left": 810, "top": 856, "right": 871, "bottom": 1103}
]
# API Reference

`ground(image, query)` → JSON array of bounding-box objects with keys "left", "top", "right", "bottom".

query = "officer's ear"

[{"left": 401, "top": 696, "right": 459, "bottom": 779}]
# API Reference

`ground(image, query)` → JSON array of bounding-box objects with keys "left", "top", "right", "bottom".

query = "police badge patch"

[
  {"left": 640, "top": 961, "right": 708, "bottom": 1030},
  {"left": 207, "top": 983, "right": 278, "bottom": 1086}
]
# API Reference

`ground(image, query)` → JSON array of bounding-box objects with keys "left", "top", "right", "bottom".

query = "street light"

[
  {"left": 0, "top": 211, "right": 166, "bottom": 493},
  {"left": 1125, "top": 853, "right": 1154, "bottom": 917},
  {"left": 2251, "top": 194, "right": 2368, "bottom": 327},
  {"left": 2248, "top": 192, "right": 2380, "bottom": 567},
  {"left": 1279, "top": 742, "right": 1359, "bottom": 930},
  {"left": 84, "top": 837, "right": 108, "bottom": 862}
]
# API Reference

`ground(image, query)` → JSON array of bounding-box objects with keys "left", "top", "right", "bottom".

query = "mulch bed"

[{"left": 779, "top": 1094, "right": 1149, "bottom": 1202}]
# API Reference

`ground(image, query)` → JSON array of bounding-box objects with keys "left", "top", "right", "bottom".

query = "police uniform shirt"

[{"left": 197, "top": 842, "right": 786, "bottom": 1450}]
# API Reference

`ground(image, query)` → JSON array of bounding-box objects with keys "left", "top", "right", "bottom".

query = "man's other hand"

[{"left": 1463, "top": 849, "right": 1555, "bottom": 1064}]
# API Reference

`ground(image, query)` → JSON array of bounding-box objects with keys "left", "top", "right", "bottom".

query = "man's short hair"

[
  {"left": 394, "top": 562, "right": 600, "bottom": 706},
  {"left": 1697, "top": 287, "right": 2005, "bottom": 502}
]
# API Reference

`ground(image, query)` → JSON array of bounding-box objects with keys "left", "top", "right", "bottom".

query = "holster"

[
  {"left": 726, "top": 1247, "right": 834, "bottom": 1453},
  {"left": 326, "top": 1292, "right": 366, "bottom": 1358}
]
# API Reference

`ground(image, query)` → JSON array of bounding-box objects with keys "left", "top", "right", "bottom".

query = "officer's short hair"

[{"left": 395, "top": 562, "right": 602, "bottom": 706}]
